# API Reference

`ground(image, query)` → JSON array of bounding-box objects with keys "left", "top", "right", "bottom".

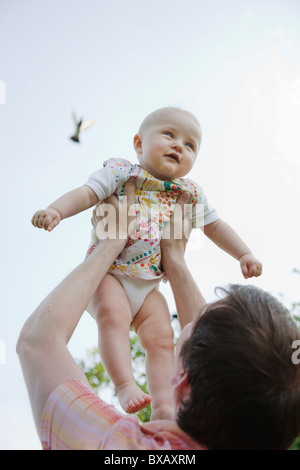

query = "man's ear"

[
  {"left": 171, "top": 371, "right": 191, "bottom": 407},
  {"left": 133, "top": 134, "right": 142, "bottom": 154}
]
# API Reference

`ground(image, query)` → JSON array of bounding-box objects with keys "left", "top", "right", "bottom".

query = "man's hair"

[{"left": 178, "top": 284, "right": 300, "bottom": 450}]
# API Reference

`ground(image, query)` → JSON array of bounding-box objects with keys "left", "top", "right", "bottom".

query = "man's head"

[
  {"left": 173, "top": 284, "right": 300, "bottom": 449},
  {"left": 133, "top": 107, "right": 202, "bottom": 180}
]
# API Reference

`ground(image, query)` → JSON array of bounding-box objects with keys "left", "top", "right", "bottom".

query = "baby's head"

[{"left": 133, "top": 107, "right": 202, "bottom": 180}]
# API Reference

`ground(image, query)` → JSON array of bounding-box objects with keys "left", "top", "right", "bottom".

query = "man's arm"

[
  {"left": 161, "top": 193, "right": 207, "bottom": 329},
  {"left": 17, "top": 178, "right": 136, "bottom": 436}
]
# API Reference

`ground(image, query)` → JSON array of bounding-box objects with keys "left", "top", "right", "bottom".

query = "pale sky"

[{"left": 0, "top": 0, "right": 300, "bottom": 449}]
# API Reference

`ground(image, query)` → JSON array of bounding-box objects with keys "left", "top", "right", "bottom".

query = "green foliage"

[
  {"left": 290, "top": 436, "right": 300, "bottom": 450},
  {"left": 77, "top": 347, "right": 110, "bottom": 392}
]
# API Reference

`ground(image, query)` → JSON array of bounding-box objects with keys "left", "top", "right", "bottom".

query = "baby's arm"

[
  {"left": 204, "top": 219, "right": 262, "bottom": 279},
  {"left": 32, "top": 185, "right": 99, "bottom": 232}
]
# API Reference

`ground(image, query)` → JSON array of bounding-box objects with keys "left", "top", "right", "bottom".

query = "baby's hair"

[{"left": 138, "top": 106, "right": 202, "bottom": 138}]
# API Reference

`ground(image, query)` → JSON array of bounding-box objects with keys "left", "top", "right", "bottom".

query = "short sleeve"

[
  {"left": 40, "top": 380, "right": 205, "bottom": 450},
  {"left": 85, "top": 166, "right": 116, "bottom": 201},
  {"left": 41, "top": 380, "right": 124, "bottom": 450},
  {"left": 195, "top": 192, "right": 220, "bottom": 228},
  {"left": 184, "top": 179, "right": 219, "bottom": 228},
  {"left": 85, "top": 158, "right": 135, "bottom": 201}
]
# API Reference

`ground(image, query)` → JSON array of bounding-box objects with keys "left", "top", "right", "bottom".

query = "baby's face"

[{"left": 134, "top": 110, "right": 201, "bottom": 180}]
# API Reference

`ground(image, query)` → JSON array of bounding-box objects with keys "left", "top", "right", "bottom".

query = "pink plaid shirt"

[{"left": 41, "top": 380, "right": 206, "bottom": 450}]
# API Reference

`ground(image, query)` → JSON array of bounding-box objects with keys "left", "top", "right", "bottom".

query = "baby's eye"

[
  {"left": 164, "top": 131, "right": 174, "bottom": 138},
  {"left": 185, "top": 142, "right": 194, "bottom": 150}
]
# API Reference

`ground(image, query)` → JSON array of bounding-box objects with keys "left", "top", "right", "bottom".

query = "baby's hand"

[
  {"left": 31, "top": 208, "right": 61, "bottom": 232},
  {"left": 239, "top": 254, "right": 263, "bottom": 279}
]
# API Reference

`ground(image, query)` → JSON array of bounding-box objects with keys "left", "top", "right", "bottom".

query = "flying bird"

[{"left": 70, "top": 111, "right": 96, "bottom": 143}]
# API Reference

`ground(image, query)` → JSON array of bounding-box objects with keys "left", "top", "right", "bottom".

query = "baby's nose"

[{"left": 171, "top": 140, "right": 183, "bottom": 152}]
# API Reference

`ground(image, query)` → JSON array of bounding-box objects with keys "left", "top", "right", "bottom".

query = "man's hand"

[
  {"left": 91, "top": 177, "right": 137, "bottom": 240},
  {"left": 161, "top": 191, "right": 206, "bottom": 328},
  {"left": 161, "top": 191, "right": 192, "bottom": 260},
  {"left": 31, "top": 208, "right": 61, "bottom": 232},
  {"left": 239, "top": 253, "right": 263, "bottom": 279}
]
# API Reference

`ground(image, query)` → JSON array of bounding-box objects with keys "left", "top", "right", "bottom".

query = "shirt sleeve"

[
  {"left": 85, "top": 158, "right": 135, "bottom": 201},
  {"left": 84, "top": 165, "right": 117, "bottom": 202},
  {"left": 193, "top": 192, "right": 220, "bottom": 228},
  {"left": 40, "top": 380, "right": 204, "bottom": 450},
  {"left": 185, "top": 180, "right": 219, "bottom": 228},
  {"left": 40, "top": 380, "right": 124, "bottom": 450}
]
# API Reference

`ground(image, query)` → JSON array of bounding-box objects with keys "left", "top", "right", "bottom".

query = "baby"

[{"left": 32, "top": 107, "right": 262, "bottom": 420}]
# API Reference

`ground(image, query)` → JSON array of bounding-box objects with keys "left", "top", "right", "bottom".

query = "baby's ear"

[{"left": 133, "top": 134, "right": 142, "bottom": 154}]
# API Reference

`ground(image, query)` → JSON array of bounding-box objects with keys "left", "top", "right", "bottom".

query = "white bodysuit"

[{"left": 85, "top": 158, "right": 219, "bottom": 317}]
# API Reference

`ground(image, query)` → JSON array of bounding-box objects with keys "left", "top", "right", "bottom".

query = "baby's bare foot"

[{"left": 116, "top": 383, "right": 152, "bottom": 414}]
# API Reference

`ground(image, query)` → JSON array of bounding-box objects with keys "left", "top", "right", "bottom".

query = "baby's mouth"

[{"left": 165, "top": 153, "right": 180, "bottom": 163}]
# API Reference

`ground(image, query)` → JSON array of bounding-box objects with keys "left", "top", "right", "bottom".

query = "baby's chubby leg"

[
  {"left": 132, "top": 289, "right": 175, "bottom": 421},
  {"left": 88, "top": 273, "right": 151, "bottom": 414}
]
